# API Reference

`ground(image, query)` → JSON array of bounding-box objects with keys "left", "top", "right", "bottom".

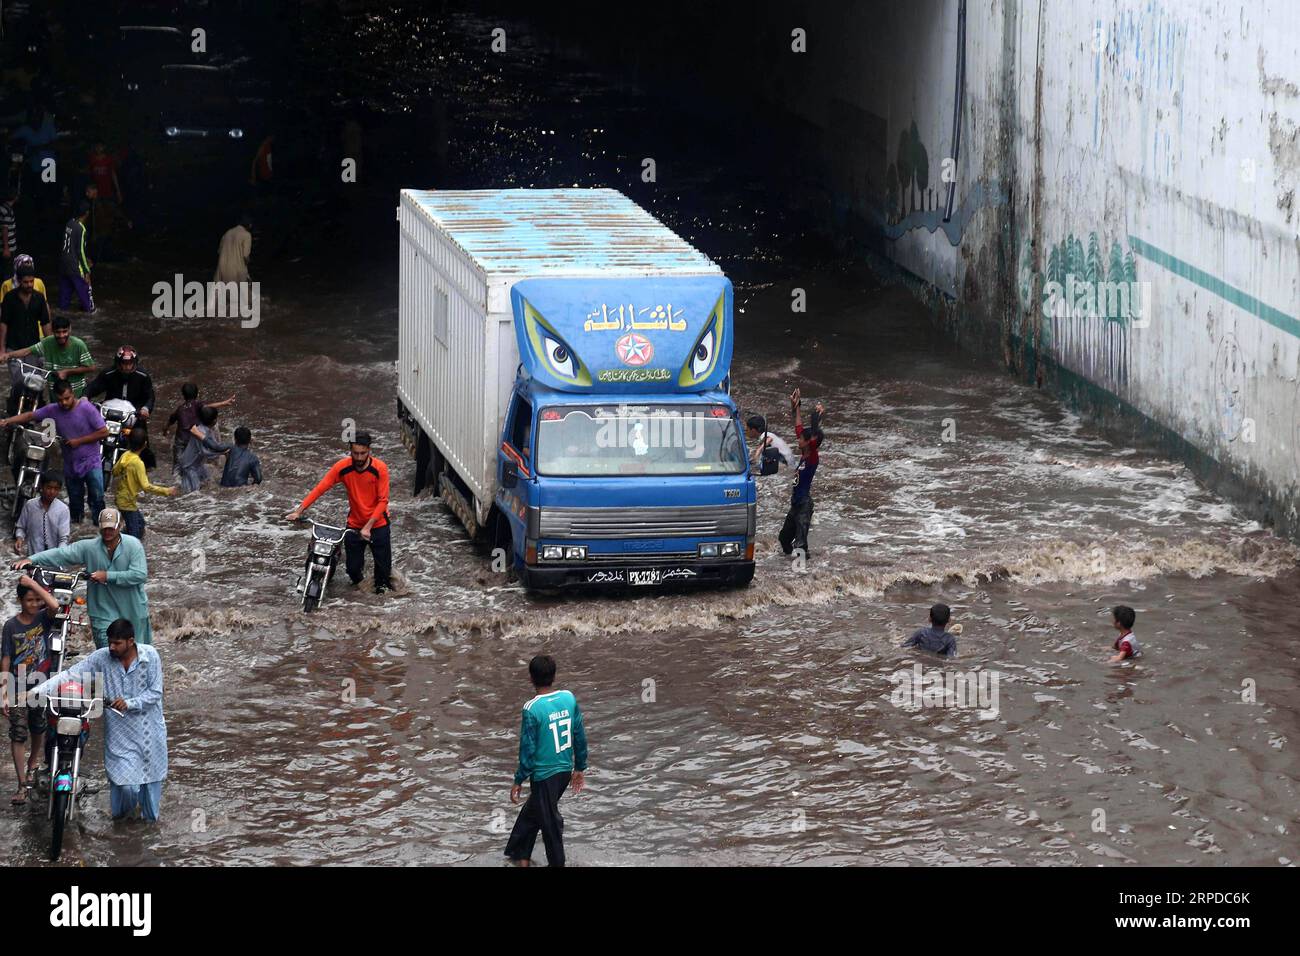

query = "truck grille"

[
  {"left": 538, "top": 504, "right": 752, "bottom": 539},
  {"left": 585, "top": 550, "right": 699, "bottom": 564}
]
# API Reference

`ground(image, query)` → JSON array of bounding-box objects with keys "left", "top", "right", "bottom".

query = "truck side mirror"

[{"left": 502, "top": 461, "right": 519, "bottom": 489}]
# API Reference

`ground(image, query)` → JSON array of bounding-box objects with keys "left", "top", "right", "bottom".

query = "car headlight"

[
  {"left": 720, "top": 541, "right": 740, "bottom": 557},
  {"left": 228, "top": 128, "right": 244, "bottom": 139},
  {"left": 698, "top": 543, "right": 719, "bottom": 558},
  {"left": 564, "top": 546, "right": 587, "bottom": 561},
  {"left": 165, "top": 126, "right": 179, "bottom": 138},
  {"left": 541, "top": 545, "right": 563, "bottom": 561}
]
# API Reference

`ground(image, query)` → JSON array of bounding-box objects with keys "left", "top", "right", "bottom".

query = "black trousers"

[
  {"left": 505, "top": 771, "right": 571, "bottom": 866},
  {"left": 779, "top": 496, "right": 814, "bottom": 556},
  {"left": 344, "top": 522, "right": 392, "bottom": 588}
]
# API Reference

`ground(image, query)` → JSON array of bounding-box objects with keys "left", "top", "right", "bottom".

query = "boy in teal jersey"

[{"left": 506, "top": 654, "right": 588, "bottom": 866}]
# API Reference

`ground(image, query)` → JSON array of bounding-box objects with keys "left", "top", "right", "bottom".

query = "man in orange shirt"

[{"left": 285, "top": 431, "right": 392, "bottom": 594}]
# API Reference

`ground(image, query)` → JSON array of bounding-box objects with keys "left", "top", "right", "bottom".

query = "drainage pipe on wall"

[{"left": 943, "top": 0, "right": 967, "bottom": 223}]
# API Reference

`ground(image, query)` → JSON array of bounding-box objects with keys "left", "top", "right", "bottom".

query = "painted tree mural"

[
  {"left": 896, "top": 129, "right": 914, "bottom": 217},
  {"left": 1041, "top": 230, "right": 1137, "bottom": 391},
  {"left": 888, "top": 121, "right": 930, "bottom": 220},
  {"left": 911, "top": 120, "right": 928, "bottom": 214},
  {"left": 886, "top": 163, "right": 899, "bottom": 223}
]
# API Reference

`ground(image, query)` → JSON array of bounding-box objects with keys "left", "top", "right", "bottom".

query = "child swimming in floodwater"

[
  {"left": 1107, "top": 605, "right": 1141, "bottom": 662},
  {"left": 901, "top": 603, "right": 963, "bottom": 658}
]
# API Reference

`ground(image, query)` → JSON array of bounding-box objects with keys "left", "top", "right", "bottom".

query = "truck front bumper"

[{"left": 521, "top": 560, "right": 755, "bottom": 590}]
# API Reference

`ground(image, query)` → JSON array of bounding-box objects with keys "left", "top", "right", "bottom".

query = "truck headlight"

[
  {"left": 228, "top": 128, "right": 244, "bottom": 139},
  {"left": 698, "top": 543, "right": 719, "bottom": 558},
  {"left": 165, "top": 126, "right": 180, "bottom": 138},
  {"left": 564, "top": 546, "right": 587, "bottom": 561},
  {"left": 541, "top": 545, "right": 563, "bottom": 561},
  {"left": 720, "top": 542, "right": 740, "bottom": 557}
]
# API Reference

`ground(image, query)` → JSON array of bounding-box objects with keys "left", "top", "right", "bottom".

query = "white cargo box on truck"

[{"left": 397, "top": 188, "right": 723, "bottom": 528}]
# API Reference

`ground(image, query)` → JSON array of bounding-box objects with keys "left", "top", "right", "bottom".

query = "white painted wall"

[{"left": 1012, "top": 0, "right": 1300, "bottom": 528}]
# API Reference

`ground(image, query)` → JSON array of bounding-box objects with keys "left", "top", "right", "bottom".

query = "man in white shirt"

[{"left": 14, "top": 471, "right": 70, "bottom": 556}]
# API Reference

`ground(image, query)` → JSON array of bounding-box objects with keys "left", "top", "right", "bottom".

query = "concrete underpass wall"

[
  {"left": 1011, "top": 0, "right": 1300, "bottom": 537},
  {"left": 754, "top": 0, "right": 1300, "bottom": 537}
]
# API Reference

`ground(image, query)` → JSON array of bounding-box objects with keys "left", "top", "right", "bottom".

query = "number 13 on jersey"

[{"left": 549, "top": 717, "right": 572, "bottom": 753}]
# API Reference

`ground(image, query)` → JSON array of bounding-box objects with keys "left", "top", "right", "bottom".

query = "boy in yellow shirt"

[{"left": 112, "top": 429, "right": 176, "bottom": 541}]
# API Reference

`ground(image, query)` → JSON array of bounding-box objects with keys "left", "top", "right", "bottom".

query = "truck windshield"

[{"left": 535, "top": 404, "right": 747, "bottom": 476}]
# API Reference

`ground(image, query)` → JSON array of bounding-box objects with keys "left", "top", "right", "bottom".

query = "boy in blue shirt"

[{"left": 506, "top": 654, "right": 588, "bottom": 867}]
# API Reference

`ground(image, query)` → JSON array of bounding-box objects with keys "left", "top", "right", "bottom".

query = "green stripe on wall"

[{"left": 1128, "top": 235, "right": 1300, "bottom": 340}]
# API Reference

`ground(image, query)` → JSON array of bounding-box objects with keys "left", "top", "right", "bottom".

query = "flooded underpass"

[{"left": 2, "top": 2, "right": 1297, "bottom": 869}]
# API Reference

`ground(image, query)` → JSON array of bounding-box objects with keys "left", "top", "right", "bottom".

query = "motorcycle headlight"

[
  {"left": 28, "top": 445, "right": 46, "bottom": 461},
  {"left": 311, "top": 541, "right": 335, "bottom": 556},
  {"left": 541, "top": 545, "right": 563, "bottom": 561}
]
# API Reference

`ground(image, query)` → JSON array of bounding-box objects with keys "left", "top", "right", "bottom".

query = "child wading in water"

[
  {"left": 1, "top": 575, "right": 59, "bottom": 804},
  {"left": 1107, "top": 605, "right": 1141, "bottom": 662},
  {"left": 164, "top": 383, "right": 235, "bottom": 474}
]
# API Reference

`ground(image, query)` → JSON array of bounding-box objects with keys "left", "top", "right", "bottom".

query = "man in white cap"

[{"left": 13, "top": 506, "right": 152, "bottom": 648}]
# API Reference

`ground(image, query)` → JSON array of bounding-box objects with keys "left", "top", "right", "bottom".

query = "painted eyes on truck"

[
  {"left": 691, "top": 330, "right": 715, "bottom": 378},
  {"left": 546, "top": 338, "right": 575, "bottom": 378},
  {"left": 522, "top": 301, "right": 592, "bottom": 386},
  {"left": 678, "top": 292, "right": 726, "bottom": 387}
]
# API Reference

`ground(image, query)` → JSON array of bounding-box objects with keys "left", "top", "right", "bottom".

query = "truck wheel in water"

[
  {"left": 413, "top": 432, "right": 443, "bottom": 498},
  {"left": 729, "top": 565, "right": 756, "bottom": 588},
  {"left": 487, "top": 507, "right": 518, "bottom": 583}
]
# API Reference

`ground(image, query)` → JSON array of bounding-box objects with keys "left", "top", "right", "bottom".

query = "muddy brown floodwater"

[
  {"left": 3, "top": 6, "right": 1297, "bottom": 866},
  {"left": 3, "top": 269, "right": 1297, "bottom": 867}
]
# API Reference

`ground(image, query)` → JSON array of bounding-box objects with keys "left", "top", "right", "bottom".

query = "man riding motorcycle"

[
  {"left": 85, "top": 346, "right": 155, "bottom": 420},
  {"left": 85, "top": 346, "right": 156, "bottom": 470}
]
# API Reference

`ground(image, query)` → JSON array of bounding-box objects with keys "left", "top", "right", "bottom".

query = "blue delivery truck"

[{"left": 395, "top": 188, "right": 755, "bottom": 590}]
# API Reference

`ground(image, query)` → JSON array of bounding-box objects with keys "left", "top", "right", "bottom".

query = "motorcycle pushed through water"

[
  {"left": 19, "top": 568, "right": 92, "bottom": 860},
  {"left": 294, "top": 519, "right": 354, "bottom": 612}
]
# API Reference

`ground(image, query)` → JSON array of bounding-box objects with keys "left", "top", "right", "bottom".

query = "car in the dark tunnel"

[{"left": 155, "top": 64, "right": 248, "bottom": 146}]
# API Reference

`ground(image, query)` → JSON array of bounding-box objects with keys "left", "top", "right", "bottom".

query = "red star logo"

[{"left": 615, "top": 333, "right": 654, "bottom": 367}]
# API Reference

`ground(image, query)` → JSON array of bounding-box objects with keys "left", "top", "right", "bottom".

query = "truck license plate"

[{"left": 629, "top": 569, "right": 661, "bottom": 586}]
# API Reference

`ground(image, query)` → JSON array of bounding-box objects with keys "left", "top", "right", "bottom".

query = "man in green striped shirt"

[{"left": 506, "top": 655, "right": 588, "bottom": 867}]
